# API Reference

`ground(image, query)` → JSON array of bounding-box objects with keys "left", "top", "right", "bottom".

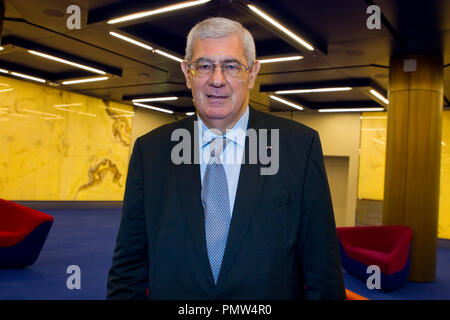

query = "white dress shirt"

[{"left": 197, "top": 106, "right": 249, "bottom": 216}]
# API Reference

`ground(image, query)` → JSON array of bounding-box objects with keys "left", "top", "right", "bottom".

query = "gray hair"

[{"left": 185, "top": 17, "right": 256, "bottom": 66}]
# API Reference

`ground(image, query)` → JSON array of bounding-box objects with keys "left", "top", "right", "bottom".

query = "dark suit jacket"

[{"left": 107, "top": 106, "right": 346, "bottom": 300}]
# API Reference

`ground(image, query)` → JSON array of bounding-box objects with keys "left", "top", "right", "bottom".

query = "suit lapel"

[
  {"left": 215, "top": 107, "right": 267, "bottom": 292},
  {"left": 174, "top": 115, "right": 216, "bottom": 289}
]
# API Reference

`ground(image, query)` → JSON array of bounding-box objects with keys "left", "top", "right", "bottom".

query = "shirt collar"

[{"left": 198, "top": 106, "right": 249, "bottom": 148}]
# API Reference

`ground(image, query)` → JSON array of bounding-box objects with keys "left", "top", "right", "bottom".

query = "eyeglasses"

[{"left": 187, "top": 60, "right": 250, "bottom": 79}]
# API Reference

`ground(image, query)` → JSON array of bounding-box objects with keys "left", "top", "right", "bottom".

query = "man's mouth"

[{"left": 206, "top": 94, "right": 228, "bottom": 99}]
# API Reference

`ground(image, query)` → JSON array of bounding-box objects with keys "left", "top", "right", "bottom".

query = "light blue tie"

[{"left": 201, "top": 137, "right": 231, "bottom": 284}]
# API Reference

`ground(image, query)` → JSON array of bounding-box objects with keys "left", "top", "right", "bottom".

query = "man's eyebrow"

[{"left": 194, "top": 57, "right": 241, "bottom": 63}]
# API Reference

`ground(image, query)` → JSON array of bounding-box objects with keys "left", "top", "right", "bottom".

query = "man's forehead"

[{"left": 191, "top": 35, "right": 246, "bottom": 61}]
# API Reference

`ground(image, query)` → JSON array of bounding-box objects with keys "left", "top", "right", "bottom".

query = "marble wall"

[
  {"left": 358, "top": 111, "right": 450, "bottom": 239},
  {"left": 0, "top": 76, "right": 134, "bottom": 201}
]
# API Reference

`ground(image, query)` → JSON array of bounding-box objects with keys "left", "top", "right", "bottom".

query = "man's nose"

[{"left": 208, "top": 65, "right": 226, "bottom": 87}]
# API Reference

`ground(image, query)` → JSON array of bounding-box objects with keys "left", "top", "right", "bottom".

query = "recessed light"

[
  {"left": 269, "top": 95, "right": 303, "bottom": 110},
  {"left": 107, "top": 0, "right": 211, "bottom": 24},
  {"left": 132, "top": 97, "right": 178, "bottom": 102},
  {"left": 28, "top": 50, "right": 106, "bottom": 75},
  {"left": 11, "top": 72, "right": 46, "bottom": 83},
  {"left": 109, "top": 31, "right": 154, "bottom": 51},
  {"left": 154, "top": 49, "right": 183, "bottom": 63},
  {"left": 259, "top": 56, "right": 303, "bottom": 64},
  {"left": 133, "top": 102, "right": 174, "bottom": 114},
  {"left": 275, "top": 87, "right": 352, "bottom": 94},
  {"left": 318, "top": 107, "right": 385, "bottom": 113},
  {"left": 369, "top": 89, "right": 389, "bottom": 105},
  {"left": 62, "top": 76, "right": 108, "bottom": 85},
  {"left": 247, "top": 4, "right": 314, "bottom": 51}
]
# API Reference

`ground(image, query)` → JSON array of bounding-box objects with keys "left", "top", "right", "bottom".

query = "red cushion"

[
  {"left": 0, "top": 199, "right": 54, "bottom": 247},
  {"left": 337, "top": 226, "right": 412, "bottom": 275}
]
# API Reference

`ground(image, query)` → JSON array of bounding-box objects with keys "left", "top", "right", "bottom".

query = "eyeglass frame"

[{"left": 186, "top": 59, "right": 252, "bottom": 79}]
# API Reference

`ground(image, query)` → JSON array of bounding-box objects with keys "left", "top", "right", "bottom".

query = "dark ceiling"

[{"left": 1, "top": 0, "right": 449, "bottom": 114}]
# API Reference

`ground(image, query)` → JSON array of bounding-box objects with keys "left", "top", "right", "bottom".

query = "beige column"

[{"left": 383, "top": 55, "right": 443, "bottom": 282}]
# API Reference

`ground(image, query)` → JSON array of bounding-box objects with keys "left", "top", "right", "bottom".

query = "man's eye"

[
  {"left": 198, "top": 64, "right": 212, "bottom": 70},
  {"left": 224, "top": 64, "right": 239, "bottom": 70}
]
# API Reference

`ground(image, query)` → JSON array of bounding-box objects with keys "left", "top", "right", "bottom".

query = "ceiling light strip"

[
  {"left": 28, "top": 50, "right": 106, "bottom": 75},
  {"left": 11, "top": 72, "right": 46, "bottom": 83},
  {"left": 133, "top": 102, "right": 174, "bottom": 114},
  {"left": 107, "top": 0, "right": 211, "bottom": 24},
  {"left": 62, "top": 76, "right": 109, "bottom": 85},
  {"left": 318, "top": 107, "right": 385, "bottom": 113},
  {"left": 247, "top": 4, "right": 314, "bottom": 51},
  {"left": 370, "top": 89, "right": 389, "bottom": 105},
  {"left": 269, "top": 95, "right": 303, "bottom": 110},
  {"left": 132, "top": 96, "right": 178, "bottom": 102},
  {"left": 276, "top": 87, "right": 352, "bottom": 94},
  {"left": 109, "top": 32, "right": 154, "bottom": 50},
  {"left": 154, "top": 49, "right": 183, "bottom": 62},
  {"left": 259, "top": 56, "right": 303, "bottom": 64},
  {"left": 109, "top": 32, "right": 182, "bottom": 63}
]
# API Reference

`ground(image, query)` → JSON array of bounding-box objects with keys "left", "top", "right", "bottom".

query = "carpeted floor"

[
  {"left": 343, "top": 247, "right": 450, "bottom": 300},
  {"left": 1, "top": 208, "right": 449, "bottom": 300},
  {"left": 0, "top": 208, "right": 122, "bottom": 300}
]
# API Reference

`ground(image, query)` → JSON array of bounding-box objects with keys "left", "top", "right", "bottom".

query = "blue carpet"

[
  {"left": 0, "top": 208, "right": 121, "bottom": 300},
  {"left": 1, "top": 208, "right": 449, "bottom": 300},
  {"left": 343, "top": 247, "right": 450, "bottom": 299}
]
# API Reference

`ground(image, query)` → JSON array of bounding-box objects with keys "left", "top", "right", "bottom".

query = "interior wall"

[
  {"left": 129, "top": 107, "right": 179, "bottom": 159},
  {"left": 0, "top": 75, "right": 134, "bottom": 201},
  {"left": 359, "top": 110, "right": 450, "bottom": 239},
  {"left": 272, "top": 111, "right": 362, "bottom": 227},
  {"left": 324, "top": 156, "right": 350, "bottom": 227}
]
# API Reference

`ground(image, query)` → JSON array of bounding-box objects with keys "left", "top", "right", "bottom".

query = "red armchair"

[
  {"left": 337, "top": 225, "right": 413, "bottom": 291},
  {"left": 0, "top": 199, "right": 54, "bottom": 267}
]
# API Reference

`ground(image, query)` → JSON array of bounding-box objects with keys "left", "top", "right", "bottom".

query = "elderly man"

[{"left": 107, "top": 17, "right": 345, "bottom": 300}]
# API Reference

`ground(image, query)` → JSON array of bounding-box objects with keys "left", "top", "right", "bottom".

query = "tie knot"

[{"left": 210, "top": 137, "right": 228, "bottom": 160}]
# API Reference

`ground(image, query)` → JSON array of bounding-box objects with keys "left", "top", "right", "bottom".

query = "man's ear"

[
  {"left": 181, "top": 61, "right": 192, "bottom": 89},
  {"left": 248, "top": 60, "right": 260, "bottom": 90}
]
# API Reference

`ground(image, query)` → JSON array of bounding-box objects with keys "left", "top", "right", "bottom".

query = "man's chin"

[{"left": 202, "top": 107, "right": 231, "bottom": 120}]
